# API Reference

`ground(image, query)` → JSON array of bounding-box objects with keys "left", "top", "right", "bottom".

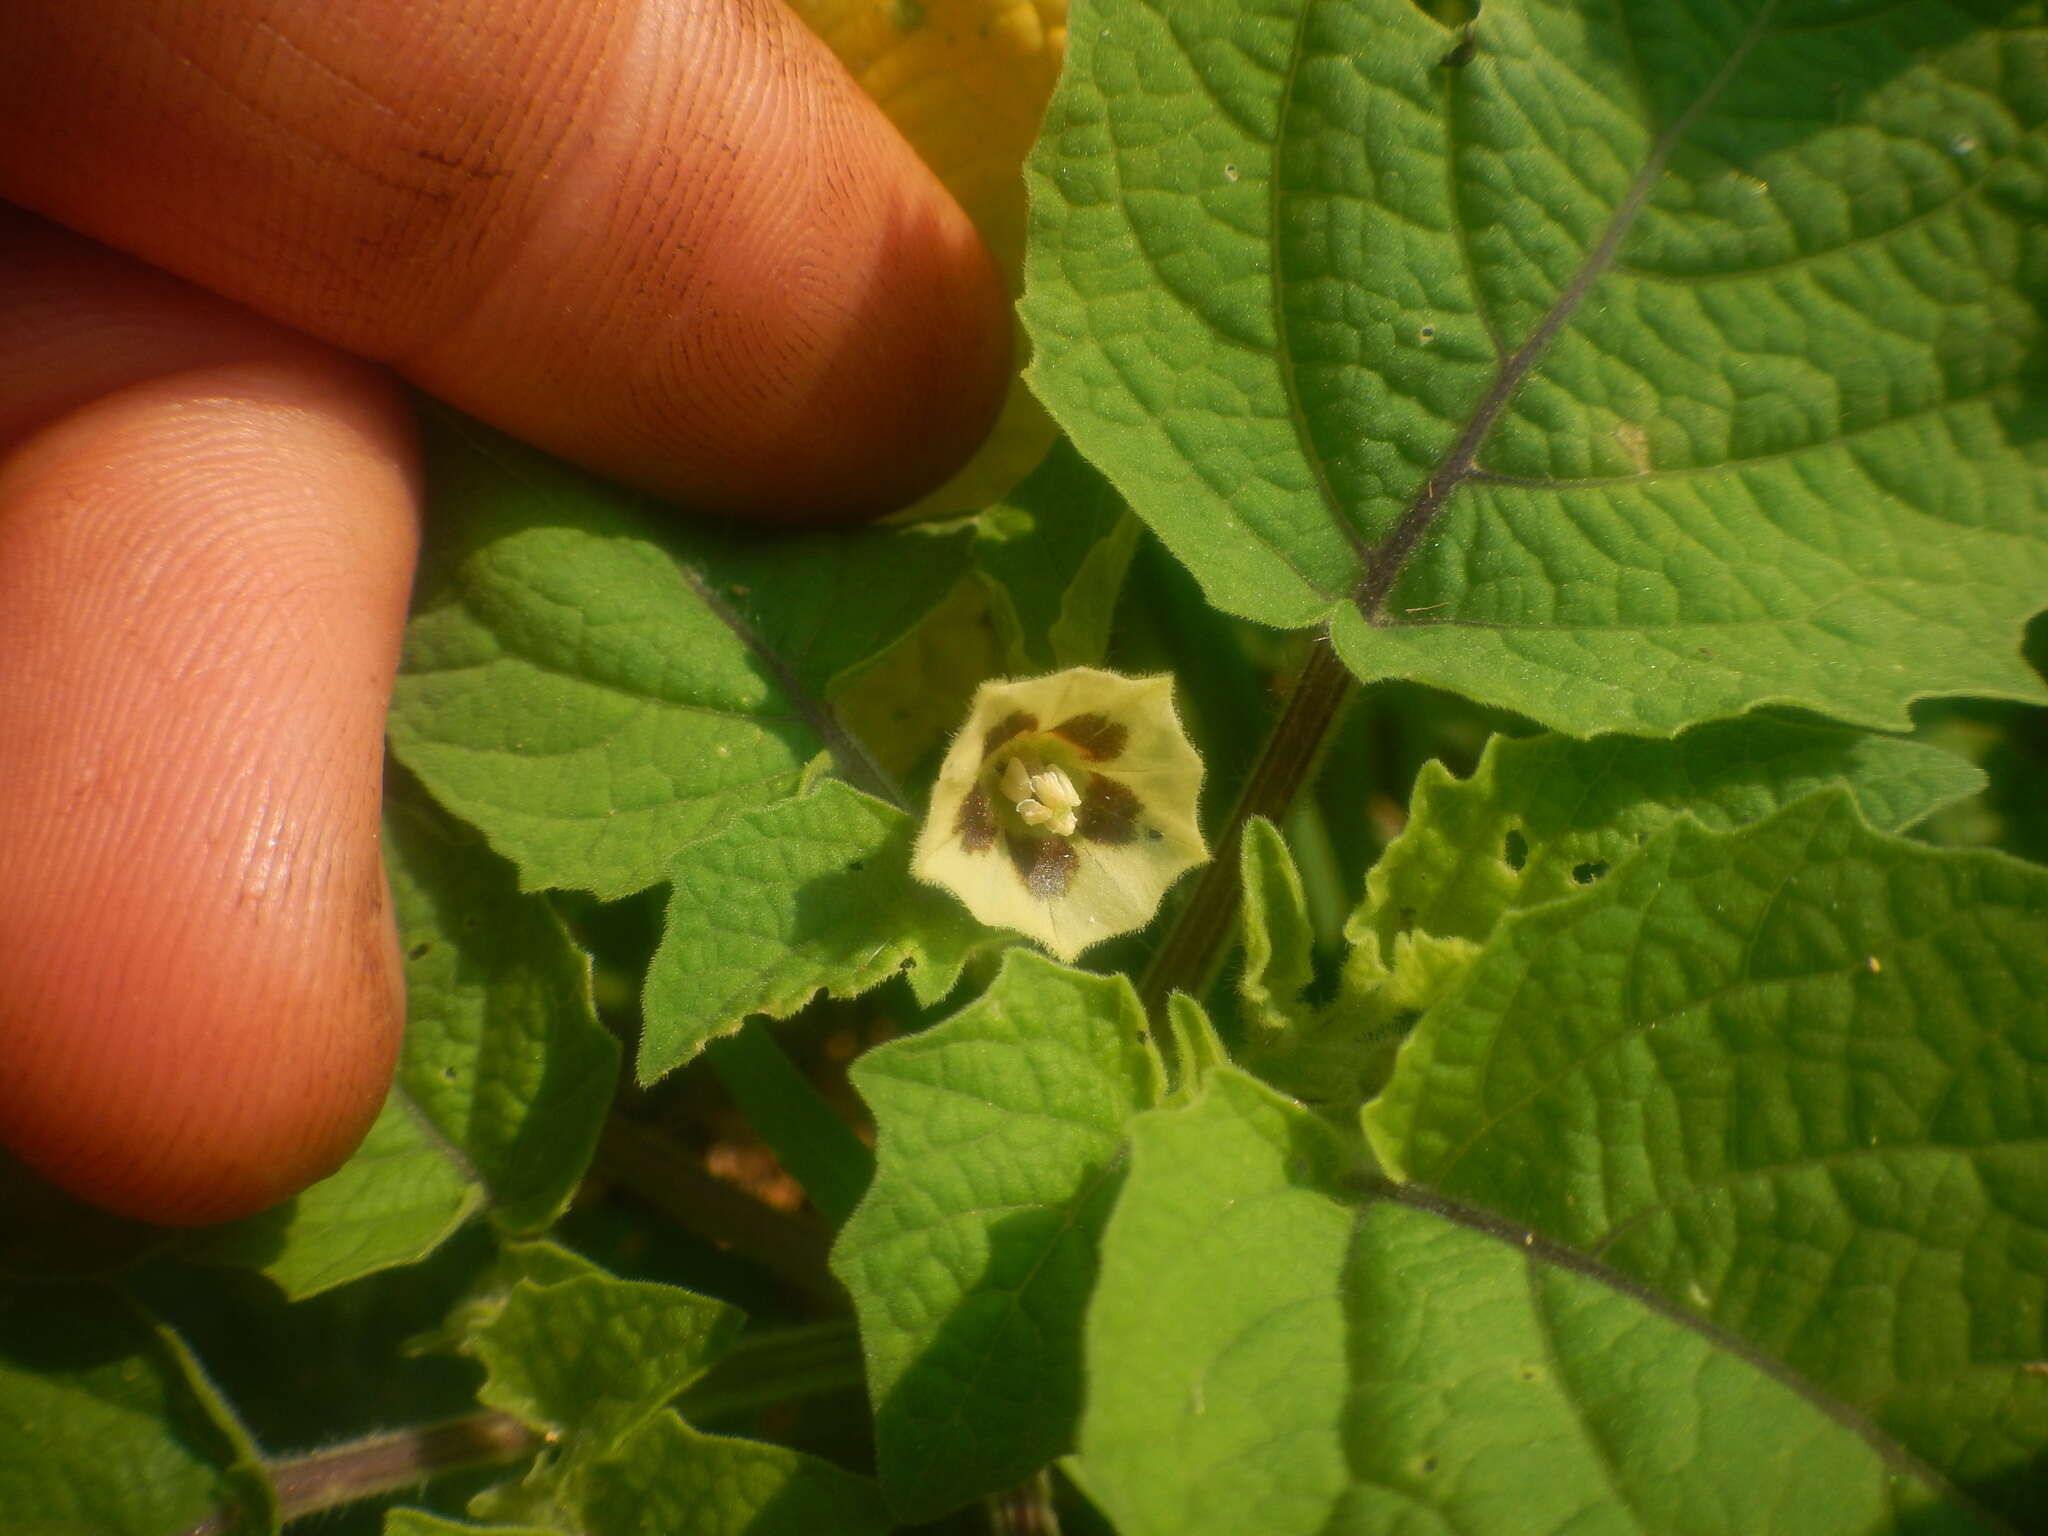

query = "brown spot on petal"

[
  {"left": 982, "top": 711, "right": 1038, "bottom": 760},
  {"left": 957, "top": 785, "right": 997, "bottom": 852},
  {"left": 1051, "top": 713, "right": 1127, "bottom": 761},
  {"left": 1078, "top": 775, "right": 1141, "bottom": 844},
  {"left": 1007, "top": 832, "right": 1077, "bottom": 898}
]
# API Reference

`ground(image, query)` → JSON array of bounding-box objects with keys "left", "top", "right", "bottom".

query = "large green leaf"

[
  {"left": 191, "top": 787, "right": 617, "bottom": 1298},
  {"left": 639, "top": 781, "right": 987, "bottom": 1083},
  {"left": 1024, "top": 0, "right": 2048, "bottom": 733},
  {"left": 1365, "top": 791, "right": 2048, "bottom": 1520},
  {"left": 389, "top": 423, "right": 971, "bottom": 900},
  {"left": 831, "top": 951, "right": 1162, "bottom": 1521},
  {"left": 1076, "top": 1068, "right": 1994, "bottom": 1536},
  {"left": 0, "top": 1288, "right": 275, "bottom": 1536}
]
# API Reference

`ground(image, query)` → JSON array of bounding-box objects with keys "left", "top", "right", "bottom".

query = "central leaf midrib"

[{"left": 1348, "top": 0, "right": 1783, "bottom": 623}]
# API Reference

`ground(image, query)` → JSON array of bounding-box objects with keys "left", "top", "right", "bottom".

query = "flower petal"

[{"left": 912, "top": 667, "right": 1207, "bottom": 960}]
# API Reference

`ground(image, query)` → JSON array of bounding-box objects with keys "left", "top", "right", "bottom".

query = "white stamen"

[
  {"left": 998, "top": 755, "right": 1081, "bottom": 837},
  {"left": 1031, "top": 767, "right": 1081, "bottom": 816},
  {"left": 1000, "top": 757, "right": 1035, "bottom": 804}
]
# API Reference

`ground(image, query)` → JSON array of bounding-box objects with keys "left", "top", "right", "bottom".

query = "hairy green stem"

[
  {"left": 1138, "top": 634, "right": 1356, "bottom": 1019},
  {"left": 181, "top": 1412, "right": 539, "bottom": 1534}
]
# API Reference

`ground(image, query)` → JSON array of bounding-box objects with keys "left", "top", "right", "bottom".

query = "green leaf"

[
  {"left": 385, "top": 1514, "right": 554, "bottom": 1536},
  {"left": 1238, "top": 814, "right": 1319, "bottom": 1036},
  {"left": 191, "top": 789, "right": 618, "bottom": 1297},
  {"left": 578, "top": 1412, "right": 892, "bottom": 1536},
  {"left": 831, "top": 950, "right": 1162, "bottom": 1521},
  {"left": 1024, "top": 0, "right": 2048, "bottom": 734},
  {"left": 975, "top": 436, "right": 1140, "bottom": 672},
  {"left": 1365, "top": 791, "right": 2048, "bottom": 1520},
  {"left": 1253, "top": 716, "right": 1982, "bottom": 1109},
  {"left": 1351, "top": 714, "right": 1982, "bottom": 1004},
  {"left": 0, "top": 1288, "right": 275, "bottom": 1536},
  {"left": 390, "top": 422, "right": 970, "bottom": 899},
  {"left": 640, "top": 782, "right": 987, "bottom": 1083},
  {"left": 463, "top": 1274, "right": 742, "bottom": 1456},
  {"left": 1076, "top": 1067, "right": 1992, "bottom": 1536}
]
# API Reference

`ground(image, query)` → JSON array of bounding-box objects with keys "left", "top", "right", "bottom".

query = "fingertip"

[{"left": 0, "top": 342, "right": 418, "bottom": 1225}]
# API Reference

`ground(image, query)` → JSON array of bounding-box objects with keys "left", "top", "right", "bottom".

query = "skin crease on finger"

[
  {"left": 0, "top": 0, "right": 1013, "bottom": 521},
  {"left": 0, "top": 223, "right": 419, "bottom": 1226}
]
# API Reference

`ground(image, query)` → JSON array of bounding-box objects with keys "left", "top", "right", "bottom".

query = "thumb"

[{"left": 0, "top": 0, "right": 1011, "bottom": 521}]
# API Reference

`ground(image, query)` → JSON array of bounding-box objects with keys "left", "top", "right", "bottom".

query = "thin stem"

[
  {"left": 705, "top": 1022, "right": 874, "bottom": 1228},
  {"left": 181, "top": 1413, "right": 539, "bottom": 1534},
  {"left": 1138, "top": 634, "right": 1356, "bottom": 1020}
]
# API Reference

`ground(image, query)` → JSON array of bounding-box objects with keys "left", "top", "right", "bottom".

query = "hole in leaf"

[
  {"left": 408, "top": 943, "right": 431, "bottom": 960},
  {"left": 1571, "top": 860, "right": 1609, "bottom": 885},
  {"left": 1417, "top": 323, "right": 1437, "bottom": 342},
  {"left": 1502, "top": 828, "right": 1528, "bottom": 871},
  {"left": 1420, "top": 1455, "right": 1439, "bottom": 1474}
]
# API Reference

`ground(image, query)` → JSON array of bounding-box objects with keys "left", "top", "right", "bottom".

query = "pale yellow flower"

[{"left": 913, "top": 668, "right": 1207, "bottom": 960}]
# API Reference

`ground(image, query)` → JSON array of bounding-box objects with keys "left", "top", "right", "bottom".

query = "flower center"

[{"left": 998, "top": 753, "right": 1082, "bottom": 838}]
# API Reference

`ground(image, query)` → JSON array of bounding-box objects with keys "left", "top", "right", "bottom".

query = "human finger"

[
  {"left": 0, "top": 211, "right": 418, "bottom": 1225},
  {"left": 0, "top": 0, "right": 1010, "bottom": 521}
]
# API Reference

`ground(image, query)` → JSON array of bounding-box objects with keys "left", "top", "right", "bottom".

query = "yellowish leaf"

[{"left": 788, "top": 0, "right": 1067, "bottom": 517}]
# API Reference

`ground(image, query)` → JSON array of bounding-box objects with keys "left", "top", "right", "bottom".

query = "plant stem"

[
  {"left": 180, "top": 1412, "right": 539, "bottom": 1533},
  {"left": 1138, "top": 633, "right": 1355, "bottom": 1019},
  {"left": 705, "top": 1022, "right": 874, "bottom": 1227}
]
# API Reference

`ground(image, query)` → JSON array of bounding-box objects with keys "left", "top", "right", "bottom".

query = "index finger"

[{"left": 0, "top": 0, "right": 1011, "bottom": 521}]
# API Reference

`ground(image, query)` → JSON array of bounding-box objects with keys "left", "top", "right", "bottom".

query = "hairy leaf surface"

[
  {"left": 0, "top": 1289, "right": 274, "bottom": 1536},
  {"left": 640, "top": 782, "right": 986, "bottom": 1083},
  {"left": 1077, "top": 1068, "right": 1993, "bottom": 1536},
  {"left": 1366, "top": 792, "right": 2048, "bottom": 1519},
  {"left": 1245, "top": 717, "right": 1983, "bottom": 1105},
  {"left": 389, "top": 425, "right": 970, "bottom": 899},
  {"left": 832, "top": 951, "right": 1162, "bottom": 1520},
  {"left": 1025, "top": 0, "right": 2048, "bottom": 733}
]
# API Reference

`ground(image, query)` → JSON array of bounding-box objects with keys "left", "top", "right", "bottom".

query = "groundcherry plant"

[{"left": 8, "top": 1, "right": 2048, "bottom": 1534}]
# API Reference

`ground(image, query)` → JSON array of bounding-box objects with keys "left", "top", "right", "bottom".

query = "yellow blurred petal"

[{"left": 787, "top": 0, "right": 1068, "bottom": 518}]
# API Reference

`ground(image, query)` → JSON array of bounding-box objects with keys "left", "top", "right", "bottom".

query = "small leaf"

[
  {"left": 1365, "top": 791, "right": 2048, "bottom": 1520},
  {"left": 1237, "top": 815, "right": 1318, "bottom": 1036},
  {"left": 0, "top": 1288, "right": 275, "bottom": 1536},
  {"left": 1025, "top": 0, "right": 2048, "bottom": 735},
  {"left": 191, "top": 787, "right": 617, "bottom": 1297},
  {"left": 975, "top": 437, "right": 1140, "bottom": 673},
  {"left": 641, "top": 781, "right": 988, "bottom": 1083},
  {"left": 914, "top": 667, "right": 1207, "bottom": 959},
  {"left": 578, "top": 1412, "right": 892, "bottom": 1536},
  {"left": 463, "top": 1274, "right": 742, "bottom": 1457},
  {"left": 832, "top": 951, "right": 1162, "bottom": 1520},
  {"left": 391, "top": 424, "right": 970, "bottom": 899},
  {"left": 1076, "top": 1068, "right": 1992, "bottom": 1536}
]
